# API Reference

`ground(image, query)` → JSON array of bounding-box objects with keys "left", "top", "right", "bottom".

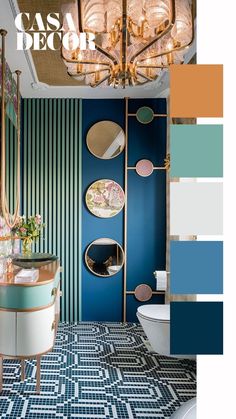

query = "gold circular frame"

[
  {"left": 86, "top": 120, "right": 125, "bottom": 160},
  {"left": 136, "top": 106, "right": 154, "bottom": 124},
  {"left": 134, "top": 284, "right": 153, "bottom": 302},
  {"left": 85, "top": 179, "right": 125, "bottom": 218},
  {"left": 85, "top": 238, "right": 125, "bottom": 277},
  {"left": 1, "top": 30, "right": 21, "bottom": 229}
]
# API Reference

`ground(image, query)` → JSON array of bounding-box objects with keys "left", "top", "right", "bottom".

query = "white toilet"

[
  {"left": 137, "top": 304, "right": 196, "bottom": 359},
  {"left": 170, "top": 398, "right": 196, "bottom": 419},
  {"left": 137, "top": 304, "right": 171, "bottom": 356}
]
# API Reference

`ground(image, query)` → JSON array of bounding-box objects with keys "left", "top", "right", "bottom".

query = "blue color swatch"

[
  {"left": 170, "top": 241, "right": 223, "bottom": 294},
  {"left": 170, "top": 302, "right": 223, "bottom": 355}
]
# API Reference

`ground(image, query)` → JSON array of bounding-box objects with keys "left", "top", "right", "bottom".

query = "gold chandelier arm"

[
  {"left": 68, "top": 68, "right": 110, "bottom": 77},
  {"left": 138, "top": 31, "right": 194, "bottom": 64},
  {"left": 61, "top": 50, "right": 111, "bottom": 67},
  {"left": 130, "top": 0, "right": 176, "bottom": 63},
  {"left": 137, "top": 64, "right": 168, "bottom": 69},
  {"left": 138, "top": 5, "right": 195, "bottom": 64},
  {"left": 121, "top": 0, "right": 128, "bottom": 88},
  {"left": 90, "top": 73, "right": 111, "bottom": 88},
  {"left": 64, "top": 59, "right": 111, "bottom": 68},
  {"left": 76, "top": 0, "right": 119, "bottom": 65},
  {"left": 77, "top": 0, "right": 83, "bottom": 33},
  {"left": 95, "top": 44, "right": 119, "bottom": 65},
  {"left": 136, "top": 71, "right": 157, "bottom": 82}
]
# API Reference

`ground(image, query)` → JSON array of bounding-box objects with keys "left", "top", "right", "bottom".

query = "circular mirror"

[
  {"left": 136, "top": 106, "right": 154, "bottom": 124},
  {"left": 86, "top": 179, "right": 125, "bottom": 218},
  {"left": 86, "top": 121, "right": 125, "bottom": 159},
  {"left": 85, "top": 238, "right": 124, "bottom": 277}
]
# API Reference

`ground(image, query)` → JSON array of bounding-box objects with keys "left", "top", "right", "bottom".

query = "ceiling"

[{"left": 0, "top": 0, "right": 196, "bottom": 98}]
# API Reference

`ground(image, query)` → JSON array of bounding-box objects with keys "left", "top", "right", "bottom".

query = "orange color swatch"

[{"left": 170, "top": 65, "right": 223, "bottom": 118}]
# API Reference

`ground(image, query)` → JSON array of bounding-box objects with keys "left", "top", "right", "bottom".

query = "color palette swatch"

[
  {"left": 169, "top": 64, "right": 223, "bottom": 355},
  {"left": 170, "top": 241, "right": 223, "bottom": 294},
  {"left": 170, "top": 125, "right": 223, "bottom": 178},
  {"left": 170, "top": 302, "right": 223, "bottom": 355},
  {"left": 170, "top": 64, "right": 223, "bottom": 118},
  {"left": 170, "top": 182, "right": 223, "bottom": 235}
]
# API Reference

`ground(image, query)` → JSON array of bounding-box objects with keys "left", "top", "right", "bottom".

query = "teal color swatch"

[
  {"left": 170, "top": 124, "right": 223, "bottom": 177},
  {"left": 170, "top": 302, "right": 223, "bottom": 355},
  {"left": 170, "top": 241, "right": 223, "bottom": 294}
]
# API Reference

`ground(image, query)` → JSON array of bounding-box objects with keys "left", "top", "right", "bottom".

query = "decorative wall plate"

[
  {"left": 136, "top": 159, "right": 154, "bottom": 177},
  {"left": 86, "top": 179, "right": 125, "bottom": 218},
  {"left": 136, "top": 107, "right": 154, "bottom": 124}
]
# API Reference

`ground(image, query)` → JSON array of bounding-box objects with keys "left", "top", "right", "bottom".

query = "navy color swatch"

[{"left": 170, "top": 302, "right": 223, "bottom": 355}]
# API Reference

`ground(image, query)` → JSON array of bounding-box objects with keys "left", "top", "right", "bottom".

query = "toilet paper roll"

[{"left": 154, "top": 270, "right": 167, "bottom": 291}]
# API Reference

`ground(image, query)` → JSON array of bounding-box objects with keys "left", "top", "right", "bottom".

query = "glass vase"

[{"left": 22, "top": 238, "right": 33, "bottom": 256}]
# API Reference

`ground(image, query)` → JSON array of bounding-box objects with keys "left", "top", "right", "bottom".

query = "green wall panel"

[{"left": 22, "top": 99, "right": 81, "bottom": 321}]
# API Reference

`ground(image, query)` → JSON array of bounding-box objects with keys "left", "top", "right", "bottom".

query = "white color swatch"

[{"left": 170, "top": 182, "right": 223, "bottom": 235}]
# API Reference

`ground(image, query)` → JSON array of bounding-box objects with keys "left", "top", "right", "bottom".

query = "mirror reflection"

[
  {"left": 86, "top": 179, "right": 125, "bottom": 218},
  {"left": 86, "top": 121, "right": 125, "bottom": 159},
  {"left": 85, "top": 238, "right": 124, "bottom": 277}
]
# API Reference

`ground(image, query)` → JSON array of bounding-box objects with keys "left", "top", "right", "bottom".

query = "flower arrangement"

[{"left": 13, "top": 214, "right": 45, "bottom": 255}]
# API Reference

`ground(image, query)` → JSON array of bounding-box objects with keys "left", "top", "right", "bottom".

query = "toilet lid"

[{"left": 137, "top": 304, "right": 170, "bottom": 321}]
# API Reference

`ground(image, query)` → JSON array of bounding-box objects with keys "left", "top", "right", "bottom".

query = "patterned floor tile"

[{"left": 0, "top": 323, "right": 196, "bottom": 419}]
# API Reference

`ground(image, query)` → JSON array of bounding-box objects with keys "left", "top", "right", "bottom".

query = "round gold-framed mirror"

[
  {"left": 86, "top": 121, "right": 125, "bottom": 159},
  {"left": 85, "top": 238, "right": 124, "bottom": 277},
  {"left": 0, "top": 29, "right": 21, "bottom": 229},
  {"left": 86, "top": 179, "right": 125, "bottom": 218}
]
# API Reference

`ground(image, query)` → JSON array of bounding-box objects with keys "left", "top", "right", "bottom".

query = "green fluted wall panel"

[{"left": 22, "top": 99, "right": 81, "bottom": 321}]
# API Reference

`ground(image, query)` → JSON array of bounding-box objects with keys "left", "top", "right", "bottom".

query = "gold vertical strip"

[
  {"left": 0, "top": 29, "right": 7, "bottom": 216},
  {"left": 0, "top": 357, "right": 2, "bottom": 392},
  {"left": 36, "top": 356, "right": 40, "bottom": 394},
  {"left": 123, "top": 97, "right": 129, "bottom": 322},
  {"left": 21, "top": 359, "right": 25, "bottom": 381},
  {"left": 165, "top": 98, "right": 170, "bottom": 303}
]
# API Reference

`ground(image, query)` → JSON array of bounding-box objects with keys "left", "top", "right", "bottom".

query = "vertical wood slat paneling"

[{"left": 22, "top": 99, "right": 81, "bottom": 322}]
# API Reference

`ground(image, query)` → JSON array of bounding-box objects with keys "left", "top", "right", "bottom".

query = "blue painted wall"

[
  {"left": 82, "top": 99, "right": 125, "bottom": 321},
  {"left": 82, "top": 98, "right": 166, "bottom": 322}
]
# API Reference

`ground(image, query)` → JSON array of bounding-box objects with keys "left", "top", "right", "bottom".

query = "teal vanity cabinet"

[{"left": 0, "top": 260, "right": 61, "bottom": 393}]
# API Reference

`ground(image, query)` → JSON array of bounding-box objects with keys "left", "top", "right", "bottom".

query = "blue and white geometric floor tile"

[{"left": 0, "top": 323, "right": 196, "bottom": 419}]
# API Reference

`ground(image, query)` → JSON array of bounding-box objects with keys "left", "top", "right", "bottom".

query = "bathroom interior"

[{"left": 0, "top": 0, "right": 197, "bottom": 418}]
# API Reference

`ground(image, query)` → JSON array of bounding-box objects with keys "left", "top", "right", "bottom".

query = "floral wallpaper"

[{"left": 0, "top": 52, "right": 18, "bottom": 127}]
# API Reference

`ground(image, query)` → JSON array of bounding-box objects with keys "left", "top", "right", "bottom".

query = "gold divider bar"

[
  {"left": 126, "top": 291, "right": 165, "bottom": 295},
  {"left": 128, "top": 113, "right": 167, "bottom": 117},
  {"left": 127, "top": 166, "right": 166, "bottom": 170}
]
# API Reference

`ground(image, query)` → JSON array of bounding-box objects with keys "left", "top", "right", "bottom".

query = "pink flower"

[
  {"left": 94, "top": 195, "right": 104, "bottom": 203},
  {"left": 19, "top": 227, "right": 27, "bottom": 233},
  {"left": 35, "top": 214, "right": 41, "bottom": 225}
]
